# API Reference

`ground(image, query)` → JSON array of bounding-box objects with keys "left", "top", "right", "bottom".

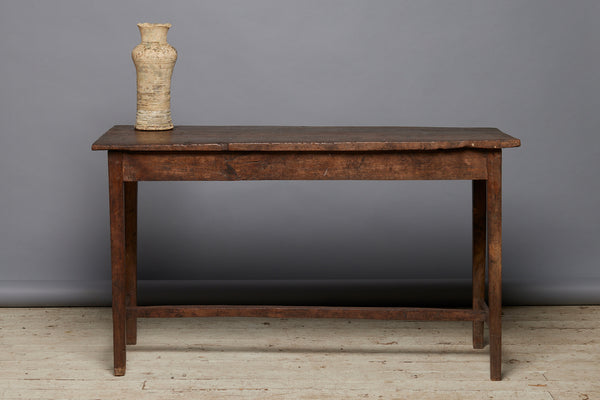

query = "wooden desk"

[{"left": 92, "top": 125, "right": 520, "bottom": 380}]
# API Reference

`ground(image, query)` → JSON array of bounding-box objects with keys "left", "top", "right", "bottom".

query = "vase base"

[
  {"left": 134, "top": 125, "right": 174, "bottom": 131},
  {"left": 135, "top": 110, "right": 173, "bottom": 131}
]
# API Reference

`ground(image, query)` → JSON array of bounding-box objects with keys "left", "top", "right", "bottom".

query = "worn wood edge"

[
  {"left": 91, "top": 125, "right": 521, "bottom": 151},
  {"left": 227, "top": 139, "right": 521, "bottom": 151},
  {"left": 92, "top": 142, "right": 227, "bottom": 151},
  {"left": 128, "top": 305, "right": 487, "bottom": 321},
  {"left": 92, "top": 139, "right": 521, "bottom": 152}
]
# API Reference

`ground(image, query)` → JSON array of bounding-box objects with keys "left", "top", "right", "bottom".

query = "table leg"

[
  {"left": 487, "top": 151, "right": 502, "bottom": 381},
  {"left": 108, "top": 152, "right": 126, "bottom": 376},
  {"left": 125, "top": 182, "right": 138, "bottom": 345},
  {"left": 472, "top": 180, "right": 486, "bottom": 349}
]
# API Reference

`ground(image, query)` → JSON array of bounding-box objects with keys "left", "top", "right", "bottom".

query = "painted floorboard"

[{"left": 0, "top": 307, "right": 598, "bottom": 399}]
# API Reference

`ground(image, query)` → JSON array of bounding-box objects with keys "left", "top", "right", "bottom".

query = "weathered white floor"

[{"left": 0, "top": 306, "right": 598, "bottom": 399}]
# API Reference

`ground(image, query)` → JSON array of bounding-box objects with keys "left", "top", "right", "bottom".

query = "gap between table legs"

[{"left": 472, "top": 179, "right": 487, "bottom": 349}]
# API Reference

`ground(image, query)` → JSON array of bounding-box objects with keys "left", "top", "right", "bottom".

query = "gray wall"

[{"left": 1, "top": 0, "right": 599, "bottom": 306}]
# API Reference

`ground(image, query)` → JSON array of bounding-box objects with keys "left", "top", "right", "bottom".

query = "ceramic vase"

[{"left": 132, "top": 23, "right": 177, "bottom": 131}]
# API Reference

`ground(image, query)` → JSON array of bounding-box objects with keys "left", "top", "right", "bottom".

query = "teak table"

[{"left": 92, "top": 125, "right": 520, "bottom": 380}]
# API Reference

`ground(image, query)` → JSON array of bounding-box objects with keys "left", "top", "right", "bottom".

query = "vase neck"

[{"left": 137, "top": 23, "right": 171, "bottom": 44}]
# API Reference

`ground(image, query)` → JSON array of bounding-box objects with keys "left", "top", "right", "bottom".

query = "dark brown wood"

[
  {"left": 122, "top": 150, "right": 488, "bottom": 182},
  {"left": 124, "top": 182, "right": 137, "bottom": 345},
  {"left": 94, "top": 125, "right": 519, "bottom": 379},
  {"left": 472, "top": 180, "right": 487, "bottom": 349},
  {"left": 108, "top": 151, "right": 126, "bottom": 376},
  {"left": 478, "top": 298, "right": 490, "bottom": 323},
  {"left": 92, "top": 125, "right": 521, "bottom": 152},
  {"left": 487, "top": 150, "right": 502, "bottom": 381},
  {"left": 128, "top": 305, "right": 488, "bottom": 321}
]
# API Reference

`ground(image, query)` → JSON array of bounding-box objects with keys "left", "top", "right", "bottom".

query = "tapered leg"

[
  {"left": 125, "top": 181, "right": 138, "bottom": 345},
  {"left": 487, "top": 151, "right": 502, "bottom": 381},
  {"left": 472, "top": 180, "right": 486, "bottom": 349},
  {"left": 108, "top": 151, "right": 126, "bottom": 376}
]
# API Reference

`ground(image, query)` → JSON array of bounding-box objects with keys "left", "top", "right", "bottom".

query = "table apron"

[{"left": 120, "top": 149, "right": 490, "bottom": 181}]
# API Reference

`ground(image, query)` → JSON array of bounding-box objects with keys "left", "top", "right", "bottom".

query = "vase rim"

[{"left": 137, "top": 22, "right": 172, "bottom": 28}]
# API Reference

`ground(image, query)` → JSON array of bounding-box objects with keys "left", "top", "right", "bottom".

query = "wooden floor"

[{"left": 0, "top": 306, "right": 598, "bottom": 399}]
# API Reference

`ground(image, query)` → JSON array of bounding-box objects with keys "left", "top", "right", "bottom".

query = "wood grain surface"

[
  {"left": 128, "top": 305, "right": 488, "bottom": 321},
  {"left": 92, "top": 125, "right": 521, "bottom": 152},
  {"left": 121, "top": 150, "right": 488, "bottom": 181}
]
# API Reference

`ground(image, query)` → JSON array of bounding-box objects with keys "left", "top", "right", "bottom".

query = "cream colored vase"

[{"left": 132, "top": 23, "right": 177, "bottom": 130}]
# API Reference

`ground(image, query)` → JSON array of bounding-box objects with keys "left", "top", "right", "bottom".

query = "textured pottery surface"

[{"left": 132, "top": 23, "right": 177, "bottom": 131}]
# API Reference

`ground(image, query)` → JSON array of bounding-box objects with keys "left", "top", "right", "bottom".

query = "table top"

[{"left": 92, "top": 125, "right": 520, "bottom": 152}]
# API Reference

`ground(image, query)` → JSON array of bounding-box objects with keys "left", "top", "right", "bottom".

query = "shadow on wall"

[
  {"left": 2, "top": 278, "right": 599, "bottom": 307},
  {"left": 136, "top": 180, "right": 473, "bottom": 281}
]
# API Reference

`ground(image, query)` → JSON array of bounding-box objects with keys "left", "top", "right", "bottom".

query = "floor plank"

[{"left": 0, "top": 306, "right": 598, "bottom": 399}]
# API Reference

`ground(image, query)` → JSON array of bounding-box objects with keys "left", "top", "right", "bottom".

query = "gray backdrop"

[{"left": 1, "top": 0, "right": 599, "bottom": 306}]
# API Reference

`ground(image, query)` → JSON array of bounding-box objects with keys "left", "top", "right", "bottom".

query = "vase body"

[{"left": 132, "top": 23, "right": 177, "bottom": 131}]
